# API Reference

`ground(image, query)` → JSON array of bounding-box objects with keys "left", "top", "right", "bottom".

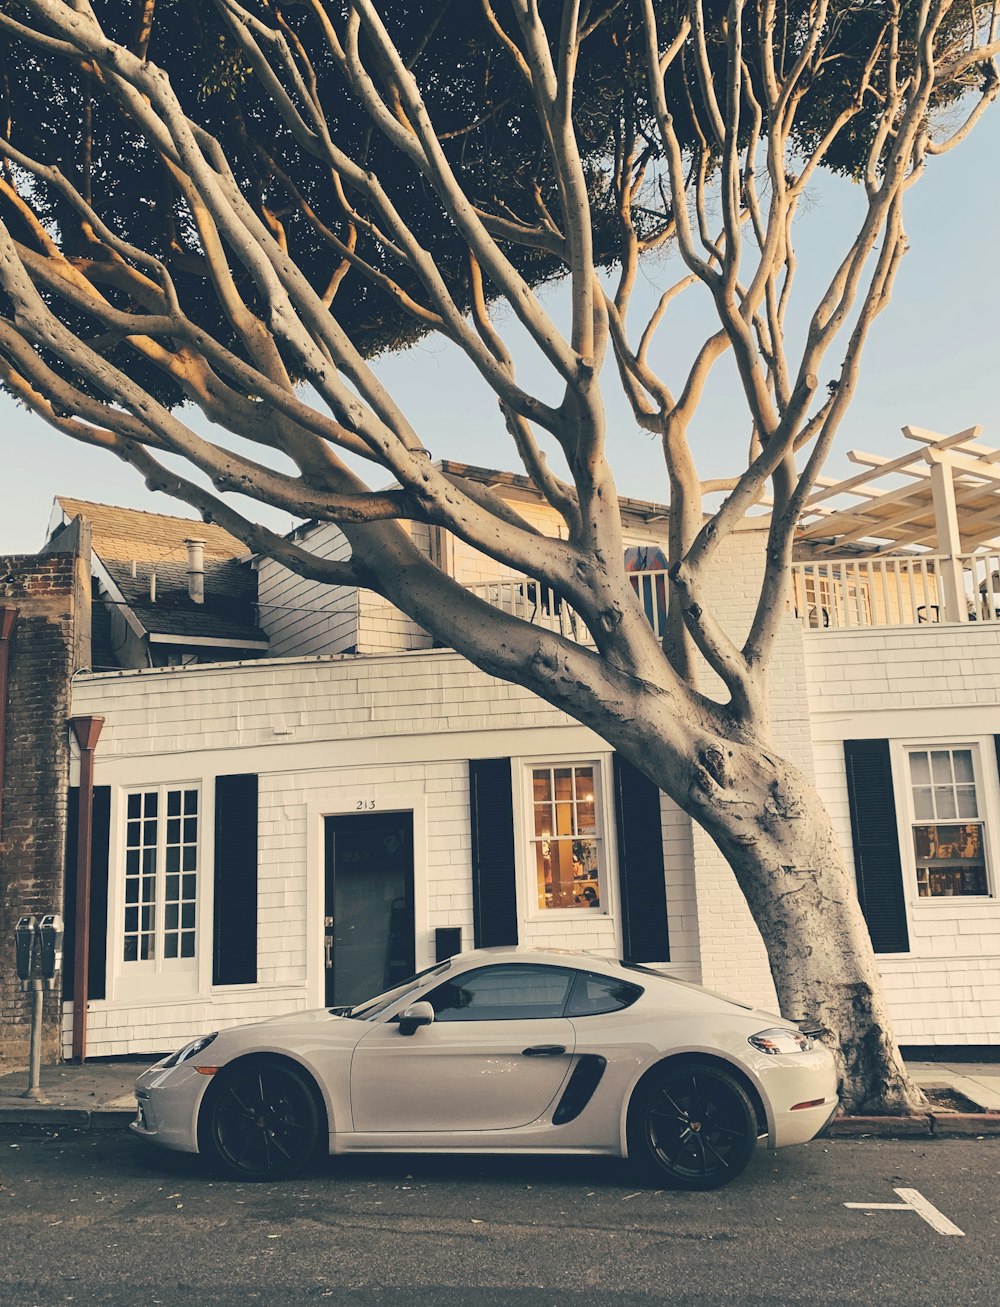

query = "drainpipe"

[
  {"left": 0, "top": 606, "right": 17, "bottom": 838},
  {"left": 69, "top": 715, "right": 104, "bottom": 1063}
]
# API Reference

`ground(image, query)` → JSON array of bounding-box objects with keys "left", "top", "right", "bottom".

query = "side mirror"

[{"left": 398, "top": 1000, "right": 435, "bottom": 1037}]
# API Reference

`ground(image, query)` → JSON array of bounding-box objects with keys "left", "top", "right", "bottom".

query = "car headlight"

[
  {"left": 161, "top": 1033, "right": 218, "bottom": 1067},
  {"left": 748, "top": 1027, "right": 813, "bottom": 1055}
]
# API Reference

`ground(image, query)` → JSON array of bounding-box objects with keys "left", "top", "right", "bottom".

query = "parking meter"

[
  {"left": 38, "top": 914, "right": 64, "bottom": 990},
  {"left": 14, "top": 916, "right": 38, "bottom": 992}
]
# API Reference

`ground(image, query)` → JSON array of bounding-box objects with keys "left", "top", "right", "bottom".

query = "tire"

[
  {"left": 199, "top": 1058, "right": 324, "bottom": 1181},
  {"left": 629, "top": 1061, "right": 759, "bottom": 1190}
]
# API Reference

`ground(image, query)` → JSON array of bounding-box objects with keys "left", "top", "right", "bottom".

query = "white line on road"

[{"left": 844, "top": 1187, "right": 965, "bottom": 1237}]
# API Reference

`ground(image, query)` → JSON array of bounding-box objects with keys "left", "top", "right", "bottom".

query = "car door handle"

[{"left": 522, "top": 1044, "right": 566, "bottom": 1057}]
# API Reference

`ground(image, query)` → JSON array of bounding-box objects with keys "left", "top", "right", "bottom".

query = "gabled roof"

[{"left": 50, "top": 498, "right": 266, "bottom": 647}]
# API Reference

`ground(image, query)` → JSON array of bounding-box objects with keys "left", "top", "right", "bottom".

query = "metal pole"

[{"left": 22, "top": 980, "right": 44, "bottom": 1101}]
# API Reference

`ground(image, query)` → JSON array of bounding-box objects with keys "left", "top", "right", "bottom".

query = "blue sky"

[{"left": 2, "top": 108, "right": 998, "bottom": 554}]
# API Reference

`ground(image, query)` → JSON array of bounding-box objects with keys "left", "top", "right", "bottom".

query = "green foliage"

[{"left": 0, "top": 0, "right": 988, "bottom": 409}]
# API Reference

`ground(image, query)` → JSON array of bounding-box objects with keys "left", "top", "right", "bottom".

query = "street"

[{"left": 1, "top": 1129, "right": 998, "bottom": 1306}]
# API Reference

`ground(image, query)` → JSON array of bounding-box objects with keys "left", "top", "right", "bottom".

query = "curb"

[
  {"left": 0, "top": 1105, "right": 135, "bottom": 1131},
  {"left": 827, "top": 1111, "right": 1000, "bottom": 1139}
]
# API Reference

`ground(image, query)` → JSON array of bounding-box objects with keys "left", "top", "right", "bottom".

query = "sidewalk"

[{"left": 0, "top": 1056, "right": 998, "bottom": 1136}]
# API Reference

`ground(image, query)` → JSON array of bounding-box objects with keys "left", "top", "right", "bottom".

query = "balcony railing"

[
  {"left": 467, "top": 569, "right": 670, "bottom": 645},
  {"left": 471, "top": 557, "right": 1000, "bottom": 642},
  {"left": 790, "top": 552, "right": 1000, "bottom": 630}
]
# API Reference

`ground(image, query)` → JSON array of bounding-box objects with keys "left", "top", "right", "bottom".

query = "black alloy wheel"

[
  {"left": 200, "top": 1058, "right": 323, "bottom": 1180},
  {"left": 631, "top": 1062, "right": 758, "bottom": 1190}
]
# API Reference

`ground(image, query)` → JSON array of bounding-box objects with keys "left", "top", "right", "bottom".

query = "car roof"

[{"left": 447, "top": 946, "right": 640, "bottom": 979}]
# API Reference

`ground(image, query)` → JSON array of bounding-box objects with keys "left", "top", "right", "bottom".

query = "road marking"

[{"left": 844, "top": 1187, "right": 964, "bottom": 1237}]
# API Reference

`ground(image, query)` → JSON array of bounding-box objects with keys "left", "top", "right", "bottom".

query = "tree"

[{"left": 0, "top": 0, "right": 997, "bottom": 1111}]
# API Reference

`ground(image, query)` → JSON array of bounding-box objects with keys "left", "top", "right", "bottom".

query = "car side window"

[
  {"left": 565, "top": 971, "right": 643, "bottom": 1017},
  {"left": 423, "top": 964, "right": 577, "bottom": 1021}
]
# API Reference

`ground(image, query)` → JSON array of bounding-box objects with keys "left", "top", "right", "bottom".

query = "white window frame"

[
  {"left": 897, "top": 740, "right": 997, "bottom": 904},
  {"left": 118, "top": 782, "right": 202, "bottom": 993},
  {"left": 516, "top": 755, "right": 613, "bottom": 920}
]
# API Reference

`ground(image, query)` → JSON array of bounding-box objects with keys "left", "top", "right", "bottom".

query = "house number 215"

[{"left": 355, "top": 799, "right": 376, "bottom": 810}]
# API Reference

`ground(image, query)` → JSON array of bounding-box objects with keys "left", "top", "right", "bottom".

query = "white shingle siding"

[
  {"left": 66, "top": 499, "right": 1000, "bottom": 1052},
  {"left": 806, "top": 622, "right": 1000, "bottom": 1046},
  {"left": 257, "top": 522, "right": 359, "bottom": 656}
]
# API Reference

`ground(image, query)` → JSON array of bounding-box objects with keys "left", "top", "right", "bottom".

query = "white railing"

[
  {"left": 467, "top": 569, "right": 669, "bottom": 645},
  {"left": 790, "top": 552, "right": 1000, "bottom": 630}
]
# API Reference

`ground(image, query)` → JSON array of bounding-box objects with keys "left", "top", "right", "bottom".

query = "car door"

[{"left": 350, "top": 963, "right": 577, "bottom": 1132}]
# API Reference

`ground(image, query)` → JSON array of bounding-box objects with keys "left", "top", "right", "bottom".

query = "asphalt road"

[{"left": 0, "top": 1128, "right": 998, "bottom": 1307}]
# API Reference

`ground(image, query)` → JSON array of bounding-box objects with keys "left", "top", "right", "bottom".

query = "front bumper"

[{"left": 129, "top": 1060, "right": 211, "bottom": 1154}]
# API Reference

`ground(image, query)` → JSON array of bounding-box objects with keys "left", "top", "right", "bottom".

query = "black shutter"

[
  {"left": 213, "top": 774, "right": 259, "bottom": 985},
  {"left": 62, "top": 785, "right": 111, "bottom": 1001},
  {"left": 612, "top": 755, "right": 670, "bottom": 962},
  {"left": 844, "top": 739, "right": 910, "bottom": 954},
  {"left": 469, "top": 758, "right": 518, "bottom": 948}
]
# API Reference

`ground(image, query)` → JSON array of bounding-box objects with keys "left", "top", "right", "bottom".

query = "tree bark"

[{"left": 678, "top": 732, "right": 924, "bottom": 1114}]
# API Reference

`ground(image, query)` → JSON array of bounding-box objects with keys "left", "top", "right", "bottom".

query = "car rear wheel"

[
  {"left": 630, "top": 1061, "right": 759, "bottom": 1190},
  {"left": 200, "top": 1058, "right": 323, "bottom": 1180}
]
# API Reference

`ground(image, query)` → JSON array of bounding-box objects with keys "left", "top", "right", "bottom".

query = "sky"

[{"left": 2, "top": 108, "right": 999, "bottom": 555}]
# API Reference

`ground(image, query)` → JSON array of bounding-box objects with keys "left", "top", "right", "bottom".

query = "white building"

[{"left": 60, "top": 429, "right": 1000, "bottom": 1057}]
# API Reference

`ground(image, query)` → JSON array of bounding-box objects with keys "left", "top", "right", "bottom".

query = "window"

[
  {"left": 424, "top": 964, "right": 576, "bottom": 1020},
  {"left": 530, "top": 762, "right": 605, "bottom": 911},
  {"left": 123, "top": 787, "right": 199, "bottom": 963},
  {"left": 565, "top": 971, "right": 642, "bottom": 1017},
  {"left": 907, "top": 748, "right": 991, "bottom": 898}
]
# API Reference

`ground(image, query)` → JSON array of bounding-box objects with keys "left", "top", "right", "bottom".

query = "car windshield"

[{"left": 342, "top": 960, "right": 453, "bottom": 1021}]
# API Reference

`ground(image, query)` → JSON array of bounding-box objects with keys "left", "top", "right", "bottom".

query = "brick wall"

[{"left": 0, "top": 554, "right": 79, "bottom": 1068}]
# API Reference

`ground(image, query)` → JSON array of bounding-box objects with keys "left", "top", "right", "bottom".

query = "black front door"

[{"left": 324, "top": 812, "right": 415, "bottom": 1007}]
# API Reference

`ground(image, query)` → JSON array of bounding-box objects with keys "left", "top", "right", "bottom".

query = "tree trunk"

[{"left": 676, "top": 734, "right": 925, "bottom": 1115}]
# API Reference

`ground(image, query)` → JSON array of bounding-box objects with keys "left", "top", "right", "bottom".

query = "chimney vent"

[{"left": 185, "top": 539, "right": 205, "bottom": 605}]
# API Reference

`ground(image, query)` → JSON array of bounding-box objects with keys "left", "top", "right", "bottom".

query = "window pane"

[
  {"left": 533, "top": 803, "right": 551, "bottom": 838},
  {"left": 426, "top": 964, "right": 575, "bottom": 1021},
  {"left": 934, "top": 787, "right": 957, "bottom": 820},
  {"left": 565, "top": 972, "right": 643, "bottom": 1017},
  {"left": 167, "top": 790, "right": 181, "bottom": 816},
  {"left": 127, "top": 793, "right": 141, "bottom": 819},
  {"left": 953, "top": 750, "right": 975, "bottom": 783},
  {"left": 533, "top": 771, "right": 552, "bottom": 803},
  {"left": 574, "top": 769, "right": 595, "bottom": 801},
  {"left": 957, "top": 785, "right": 978, "bottom": 819},
  {"left": 184, "top": 790, "right": 198, "bottom": 813},
  {"left": 913, "top": 823, "right": 988, "bottom": 897},
  {"left": 577, "top": 800, "right": 596, "bottom": 836},
  {"left": 930, "top": 751, "right": 953, "bottom": 784},
  {"left": 909, "top": 752, "right": 931, "bottom": 785},
  {"left": 554, "top": 769, "right": 573, "bottom": 801},
  {"left": 912, "top": 787, "right": 935, "bottom": 821}
]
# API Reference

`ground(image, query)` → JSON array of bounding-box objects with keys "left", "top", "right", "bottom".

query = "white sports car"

[{"left": 131, "top": 947, "right": 838, "bottom": 1190}]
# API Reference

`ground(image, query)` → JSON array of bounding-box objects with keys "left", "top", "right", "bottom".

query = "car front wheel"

[
  {"left": 629, "top": 1061, "right": 759, "bottom": 1190},
  {"left": 199, "top": 1058, "right": 323, "bottom": 1180}
]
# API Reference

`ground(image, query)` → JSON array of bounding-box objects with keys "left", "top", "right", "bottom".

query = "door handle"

[{"left": 522, "top": 1044, "right": 566, "bottom": 1057}]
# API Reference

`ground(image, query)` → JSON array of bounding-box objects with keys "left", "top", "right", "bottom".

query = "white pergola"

[{"left": 794, "top": 426, "right": 1000, "bottom": 623}]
